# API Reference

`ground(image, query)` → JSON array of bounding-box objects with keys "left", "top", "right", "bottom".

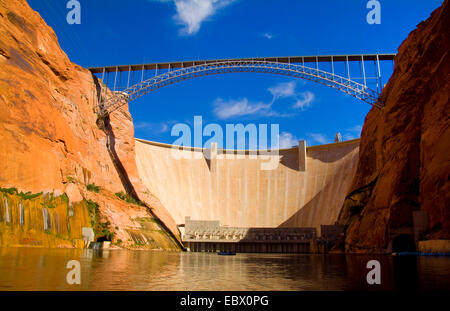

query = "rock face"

[
  {"left": 337, "top": 1, "right": 449, "bottom": 252},
  {"left": 0, "top": 189, "right": 91, "bottom": 248},
  {"left": 0, "top": 0, "right": 120, "bottom": 194},
  {"left": 0, "top": 0, "right": 181, "bottom": 248},
  {"left": 106, "top": 104, "right": 182, "bottom": 245}
]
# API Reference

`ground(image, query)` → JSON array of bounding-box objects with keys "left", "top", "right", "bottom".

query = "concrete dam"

[{"left": 134, "top": 138, "right": 360, "bottom": 253}]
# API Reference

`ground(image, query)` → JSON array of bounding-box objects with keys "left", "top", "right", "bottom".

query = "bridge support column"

[{"left": 298, "top": 140, "right": 306, "bottom": 171}]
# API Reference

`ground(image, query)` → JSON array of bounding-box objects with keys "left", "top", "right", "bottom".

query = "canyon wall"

[
  {"left": 0, "top": 0, "right": 180, "bottom": 249},
  {"left": 135, "top": 138, "right": 360, "bottom": 233},
  {"left": 337, "top": 1, "right": 449, "bottom": 252}
]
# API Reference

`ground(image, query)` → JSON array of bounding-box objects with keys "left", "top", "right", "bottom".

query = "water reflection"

[
  {"left": 393, "top": 257, "right": 420, "bottom": 291},
  {"left": 0, "top": 248, "right": 448, "bottom": 291}
]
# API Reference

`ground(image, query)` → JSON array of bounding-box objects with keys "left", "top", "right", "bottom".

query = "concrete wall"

[{"left": 135, "top": 139, "right": 360, "bottom": 233}]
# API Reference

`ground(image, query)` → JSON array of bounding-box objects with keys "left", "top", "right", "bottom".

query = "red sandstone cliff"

[
  {"left": 337, "top": 1, "right": 449, "bottom": 252},
  {"left": 0, "top": 0, "right": 181, "bottom": 248}
]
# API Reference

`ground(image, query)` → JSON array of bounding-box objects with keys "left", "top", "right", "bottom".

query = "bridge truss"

[{"left": 89, "top": 54, "right": 395, "bottom": 116}]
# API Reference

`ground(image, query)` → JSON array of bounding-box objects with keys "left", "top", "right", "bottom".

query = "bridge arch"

[{"left": 90, "top": 54, "right": 396, "bottom": 116}]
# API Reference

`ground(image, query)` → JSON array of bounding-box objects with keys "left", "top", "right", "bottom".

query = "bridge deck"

[{"left": 88, "top": 53, "right": 396, "bottom": 73}]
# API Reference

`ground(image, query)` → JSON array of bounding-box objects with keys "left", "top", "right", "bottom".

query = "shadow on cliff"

[
  {"left": 102, "top": 114, "right": 139, "bottom": 198},
  {"left": 93, "top": 77, "right": 184, "bottom": 249},
  {"left": 93, "top": 77, "right": 138, "bottom": 198}
]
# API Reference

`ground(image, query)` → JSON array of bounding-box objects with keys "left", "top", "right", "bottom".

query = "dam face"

[{"left": 134, "top": 139, "right": 360, "bottom": 235}]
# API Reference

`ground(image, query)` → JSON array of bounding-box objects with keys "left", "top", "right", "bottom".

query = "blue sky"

[{"left": 28, "top": 0, "right": 443, "bottom": 148}]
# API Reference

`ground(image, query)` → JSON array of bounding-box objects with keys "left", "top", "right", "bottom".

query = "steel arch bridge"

[{"left": 89, "top": 54, "right": 395, "bottom": 116}]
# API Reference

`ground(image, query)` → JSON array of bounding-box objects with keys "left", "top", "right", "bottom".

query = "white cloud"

[
  {"left": 154, "top": 0, "right": 236, "bottom": 35},
  {"left": 268, "top": 82, "right": 314, "bottom": 110},
  {"left": 278, "top": 132, "right": 298, "bottom": 149},
  {"left": 342, "top": 134, "right": 355, "bottom": 140},
  {"left": 268, "top": 81, "right": 296, "bottom": 101},
  {"left": 293, "top": 91, "right": 315, "bottom": 109},
  {"left": 307, "top": 133, "right": 330, "bottom": 145},
  {"left": 134, "top": 122, "right": 152, "bottom": 130},
  {"left": 160, "top": 123, "right": 169, "bottom": 133},
  {"left": 213, "top": 98, "right": 272, "bottom": 119},
  {"left": 347, "top": 125, "right": 362, "bottom": 134},
  {"left": 134, "top": 121, "right": 171, "bottom": 133},
  {"left": 262, "top": 32, "right": 274, "bottom": 39},
  {"left": 341, "top": 125, "right": 363, "bottom": 141},
  {"left": 212, "top": 80, "right": 315, "bottom": 119}
]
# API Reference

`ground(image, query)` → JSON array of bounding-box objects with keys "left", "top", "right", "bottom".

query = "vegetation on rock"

[
  {"left": 86, "top": 183, "right": 100, "bottom": 193},
  {"left": 85, "top": 199, "right": 115, "bottom": 241},
  {"left": 114, "top": 191, "right": 145, "bottom": 206}
]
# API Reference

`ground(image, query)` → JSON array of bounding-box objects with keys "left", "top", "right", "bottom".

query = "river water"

[{"left": 0, "top": 248, "right": 449, "bottom": 291}]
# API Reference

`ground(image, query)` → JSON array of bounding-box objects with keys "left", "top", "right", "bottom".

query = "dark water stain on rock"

[
  {"left": 6, "top": 11, "right": 32, "bottom": 36},
  {"left": 8, "top": 47, "right": 33, "bottom": 73}
]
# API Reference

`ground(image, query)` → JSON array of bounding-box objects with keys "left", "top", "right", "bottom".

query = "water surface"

[{"left": 0, "top": 248, "right": 449, "bottom": 291}]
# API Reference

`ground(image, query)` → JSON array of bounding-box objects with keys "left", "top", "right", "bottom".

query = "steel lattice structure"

[{"left": 89, "top": 54, "right": 395, "bottom": 116}]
